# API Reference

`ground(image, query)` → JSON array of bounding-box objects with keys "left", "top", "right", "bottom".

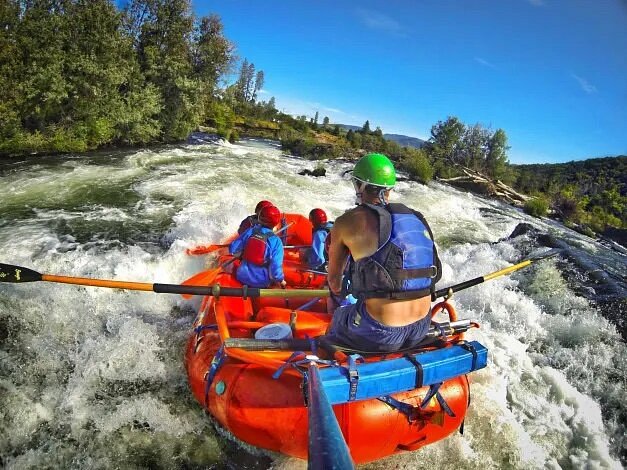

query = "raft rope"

[
  {"left": 204, "top": 344, "right": 226, "bottom": 406},
  {"left": 420, "top": 382, "right": 455, "bottom": 417},
  {"left": 193, "top": 324, "right": 218, "bottom": 353},
  {"left": 376, "top": 353, "right": 456, "bottom": 423}
]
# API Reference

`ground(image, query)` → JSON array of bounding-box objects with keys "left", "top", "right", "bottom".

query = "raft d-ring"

[{"left": 431, "top": 300, "right": 458, "bottom": 323}]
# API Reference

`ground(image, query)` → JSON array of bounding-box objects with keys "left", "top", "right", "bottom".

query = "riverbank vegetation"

[
  {"left": 0, "top": 0, "right": 234, "bottom": 154},
  {"left": 1, "top": 1, "right": 624, "bottom": 241}
]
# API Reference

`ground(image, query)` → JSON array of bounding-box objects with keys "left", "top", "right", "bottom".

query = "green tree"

[
  {"left": 524, "top": 196, "right": 549, "bottom": 218},
  {"left": 323, "top": 116, "right": 330, "bottom": 128},
  {"left": 0, "top": 0, "right": 24, "bottom": 144},
  {"left": 428, "top": 116, "right": 466, "bottom": 165},
  {"left": 362, "top": 120, "right": 371, "bottom": 134},
  {"left": 193, "top": 14, "right": 234, "bottom": 94},
  {"left": 400, "top": 148, "right": 434, "bottom": 183},
  {"left": 486, "top": 129, "right": 510, "bottom": 179},
  {"left": 461, "top": 124, "right": 489, "bottom": 171},
  {"left": 252, "top": 70, "right": 264, "bottom": 102},
  {"left": 132, "top": 0, "right": 200, "bottom": 141}
]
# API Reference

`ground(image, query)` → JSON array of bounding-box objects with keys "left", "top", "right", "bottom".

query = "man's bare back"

[{"left": 327, "top": 205, "right": 432, "bottom": 327}]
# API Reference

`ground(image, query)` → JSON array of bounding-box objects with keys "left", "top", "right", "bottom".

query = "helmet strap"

[
  {"left": 377, "top": 187, "right": 388, "bottom": 205},
  {"left": 353, "top": 179, "right": 367, "bottom": 205}
]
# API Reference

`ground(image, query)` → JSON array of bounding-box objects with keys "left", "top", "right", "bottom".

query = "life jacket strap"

[{"left": 394, "top": 265, "right": 439, "bottom": 280}]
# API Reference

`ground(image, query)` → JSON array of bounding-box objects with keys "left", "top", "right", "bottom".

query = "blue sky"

[{"left": 194, "top": 0, "right": 627, "bottom": 164}]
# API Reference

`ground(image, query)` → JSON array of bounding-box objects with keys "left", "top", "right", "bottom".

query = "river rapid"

[{"left": 0, "top": 138, "right": 625, "bottom": 469}]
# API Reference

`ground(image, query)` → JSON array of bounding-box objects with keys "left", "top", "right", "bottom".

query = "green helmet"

[{"left": 352, "top": 153, "right": 396, "bottom": 188}]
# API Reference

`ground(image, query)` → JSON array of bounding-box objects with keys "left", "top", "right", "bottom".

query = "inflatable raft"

[{"left": 185, "top": 214, "right": 487, "bottom": 465}]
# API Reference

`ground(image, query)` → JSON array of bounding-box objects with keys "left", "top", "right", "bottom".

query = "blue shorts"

[{"left": 325, "top": 300, "right": 432, "bottom": 353}]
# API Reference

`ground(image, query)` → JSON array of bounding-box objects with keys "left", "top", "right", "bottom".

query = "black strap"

[
  {"left": 393, "top": 265, "right": 438, "bottom": 280},
  {"left": 362, "top": 287, "right": 433, "bottom": 300},
  {"left": 459, "top": 342, "right": 478, "bottom": 371},
  {"left": 404, "top": 354, "right": 424, "bottom": 388}
]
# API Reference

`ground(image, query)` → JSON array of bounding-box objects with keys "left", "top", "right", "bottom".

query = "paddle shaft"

[
  {"left": 1, "top": 250, "right": 560, "bottom": 300},
  {"left": 431, "top": 252, "right": 557, "bottom": 300},
  {"left": 187, "top": 222, "right": 296, "bottom": 255},
  {"left": 306, "top": 361, "right": 355, "bottom": 469}
]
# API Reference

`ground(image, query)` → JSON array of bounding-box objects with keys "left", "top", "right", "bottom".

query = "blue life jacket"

[
  {"left": 311, "top": 221, "right": 333, "bottom": 264},
  {"left": 346, "top": 203, "right": 441, "bottom": 300}
]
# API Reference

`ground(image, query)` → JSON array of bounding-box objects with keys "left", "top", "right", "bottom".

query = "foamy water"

[{"left": 0, "top": 139, "right": 624, "bottom": 469}]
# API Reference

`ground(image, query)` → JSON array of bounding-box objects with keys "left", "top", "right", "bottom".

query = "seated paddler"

[
  {"left": 325, "top": 153, "right": 442, "bottom": 353},
  {"left": 229, "top": 204, "right": 287, "bottom": 288},
  {"left": 303, "top": 208, "right": 333, "bottom": 271},
  {"left": 238, "top": 199, "right": 274, "bottom": 234}
]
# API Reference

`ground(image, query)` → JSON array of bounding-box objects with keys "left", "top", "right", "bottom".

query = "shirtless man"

[{"left": 326, "top": 153, "right": 442, "bottom": 352}]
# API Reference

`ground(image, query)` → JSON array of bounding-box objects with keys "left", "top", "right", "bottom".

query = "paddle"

[
  {"left": 180, "top": 257, "right": 238, "bottom": 300},
  {"left": 431, "top": 248, "right": 563, "bottom": 301},
  {"left": 186, "top": 243, "right": 310, "bottom": 256},
  {"left": 186, "top": 222, "right": 296, "bottom": 256},
  {"left": 0, "top": 249, "right": 562, "bottom": 300},
  {"left": 185, "top": 244, "right": 227, "bottom": 256},
  {"left": 306, "top": 360, "right": 355, "bottom": 469},
  {"left": 0, "top": 263, "right": 328, "bottom": 298}
]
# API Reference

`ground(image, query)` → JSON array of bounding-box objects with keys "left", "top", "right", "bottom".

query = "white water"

[{"left": 0, "top": 139, "right": 624, "bottom": 469}]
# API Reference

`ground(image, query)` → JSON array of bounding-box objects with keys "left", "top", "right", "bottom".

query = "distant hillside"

[
  {"left": 383, "top": 133, "right": 426, "bottom": 149},
  {"left": 512, "top": 155, "right": 626, "bottom": 196},
  {"left": 336, "top": 124, "right": 426, "bottom": 149}
]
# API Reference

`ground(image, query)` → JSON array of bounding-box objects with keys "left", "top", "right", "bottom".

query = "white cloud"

[
  {"left": 258, "top": 89, "right": 269, "bottom": 95},
  {"left": 571, "top": 74, "right": 598, "bottom": 94},
  {"left": 355, "top": 9, "right": 406, "bottom": 36},
  {"left": 475, "top": 57, "right": 497, "bottom": 69}
]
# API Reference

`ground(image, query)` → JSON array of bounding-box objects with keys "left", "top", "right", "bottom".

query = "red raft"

[{"left": 185, "top": 213, "right": 487, "bottom": 464}]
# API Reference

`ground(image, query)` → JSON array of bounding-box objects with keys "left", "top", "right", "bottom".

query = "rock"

[{"left": 298, "top": 168, "right": 326, "bottom": 177}]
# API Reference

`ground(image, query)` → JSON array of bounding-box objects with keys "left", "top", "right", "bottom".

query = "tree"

[
  {"left": 132, "top": 0, "right": 200, "bottom": 141},
  {"left": 362, "top": 120, "right": 371, "bottom": 134},
  {"left": 193, "top": 14, "right": 234, "bottom": 94},
  {"left": 486, "top": 129, "right": 510, "bottom": 179},
  {"left": 461, "top": 124, "right": 490, "bottom": 171},
  {"left": 313, "top": 111, "right": 319, "bottom": 129},
  {"left": 322, "top": 116, "right": 330, "bottom": 128},
  {"left": 235, "top": 58, "right": 253, "bottom": 102},
  {"left": 253, "top": 70, "right": 264, "bottom": 102},
  {"left": 428, "top": 116, "right": 465, "bottom": 164}
]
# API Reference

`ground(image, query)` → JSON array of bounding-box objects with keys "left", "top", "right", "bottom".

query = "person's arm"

[
  {"left": 229, "top": 227, "right": 252, "bottom": 255},
  {"left": 308, "top": 230, "right": 326, "bottom": 268},
  {"left": 327, "top": 215, "right": 350, "bottom": 295},
  {"left": 268, "top": 236, "right": 285, "bottom": 284}
]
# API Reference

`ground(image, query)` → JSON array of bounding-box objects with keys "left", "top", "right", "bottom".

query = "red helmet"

[
  {"left": 309, "top": 208, "right": 328, "bottom": 227},
  {"left": 258, "top": 205, "right": 281, "bottom": 227},
  {"left": 255, "top": 200, "right": 274, "bottom": 215}
]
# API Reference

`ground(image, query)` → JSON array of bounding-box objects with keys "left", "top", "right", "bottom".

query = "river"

[{"left": 0, "top": 138, "right": 625, "bottom": 469}]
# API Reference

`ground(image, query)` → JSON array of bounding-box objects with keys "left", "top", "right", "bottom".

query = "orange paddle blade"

[{"left": 185, "top": 244, "right": 228, "bottom": 256}]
